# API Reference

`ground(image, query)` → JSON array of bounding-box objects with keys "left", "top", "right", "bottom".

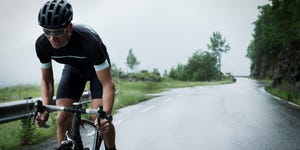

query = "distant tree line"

[
  {"left": 247, "top": 0, "right": 300, "bottom": 88},
  {"left": 110, "top": 49, "right": 161, "bottom": 82},
  {"left": 111, "top": 31, "right": 231, "bottom": 82}
]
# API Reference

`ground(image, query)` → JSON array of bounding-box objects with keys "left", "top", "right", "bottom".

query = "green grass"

[
  {"left": 264, "top": 81, "right": 300, "bottom": 105},
  {"left": 0, "top": 78, "right": 233, "bottom": 149},
  {"left": 0, "top": 84, "right": 42, "bottom": 102},
  {"left": 0, "top": 121, "right": 22, "bottom": 150},
  {"left": 0, "top": 114, "right": 57, "bottom": 150}
]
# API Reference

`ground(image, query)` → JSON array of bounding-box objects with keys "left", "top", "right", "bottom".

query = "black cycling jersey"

[
  {"left": 35, "top": 24, "right": 110, "bottom": 100},
  {"left": 35, "top": 24, "right": 110, "bottom": 70}
]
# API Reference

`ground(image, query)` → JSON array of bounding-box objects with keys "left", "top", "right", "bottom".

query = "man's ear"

[
  {"left": 67, "top": 23, "right": 73, "bottom": 29},
  {"left": 67, "top": 23, "right": 73, "bottom": 35}
]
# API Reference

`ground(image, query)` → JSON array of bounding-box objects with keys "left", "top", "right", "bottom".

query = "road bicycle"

[{"left": 32, "top": 100, "right": 112, "bottom": 150}]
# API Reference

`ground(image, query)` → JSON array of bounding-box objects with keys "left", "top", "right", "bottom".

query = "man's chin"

[{"left": 51, "top": 44, "right": 63, "bottom": 49}]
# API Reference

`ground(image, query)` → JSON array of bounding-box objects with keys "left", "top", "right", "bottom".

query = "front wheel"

[
  {"left": 56, "top": 140, "right": 73, "bottom": 150},
  {"left": 80, "top": 119, "right": 104, "bottom": 150}
]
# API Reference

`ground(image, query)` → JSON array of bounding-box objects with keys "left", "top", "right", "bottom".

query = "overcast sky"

[{"left": 0, "top": 0, "right": 269, "bottom": 87}]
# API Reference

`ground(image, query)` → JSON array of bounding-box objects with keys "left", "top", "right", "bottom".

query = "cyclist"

[{"left": 34, "top": 0, "right": 116, "bottom": 149}]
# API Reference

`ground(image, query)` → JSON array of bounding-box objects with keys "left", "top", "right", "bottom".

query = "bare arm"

[
  {"left": 35, "top": 67, "right": 54, "bottom": 127},
  {"left": 41, "top": 67, "right": 54, "bottom": 105},
  {"left": 96, "top": 67, "right": 115, "bottom": 114}
]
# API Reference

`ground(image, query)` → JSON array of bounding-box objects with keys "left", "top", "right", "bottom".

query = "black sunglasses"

[{"left": 43, "top": 28, "right": 67, "bottom": 37}]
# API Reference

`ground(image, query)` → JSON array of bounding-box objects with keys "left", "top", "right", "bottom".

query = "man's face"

[{"left": 43, "top": 28, "right": 69, "bottom": 49}]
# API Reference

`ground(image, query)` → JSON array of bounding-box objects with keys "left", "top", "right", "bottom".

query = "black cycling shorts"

[{"left": 56, "top": 64, "right": 103, "bottom": 101}]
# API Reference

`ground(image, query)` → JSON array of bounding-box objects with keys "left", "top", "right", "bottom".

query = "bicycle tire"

[
  {"left": 81, "top": 119, "right": 103, "bottom": 150},
  {"left": 56, "top": 140, "right": 73, "bottom": 150}
]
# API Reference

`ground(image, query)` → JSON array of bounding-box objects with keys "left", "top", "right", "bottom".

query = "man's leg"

[
  {"left": 55, "top": 65, "right": 87, "bottom": 144},
  {"left": 56, "top": 98, "right": 75, "bottom": 144},
  {"left": 92, "top": 99, "right": 116, "bottom": 149}
]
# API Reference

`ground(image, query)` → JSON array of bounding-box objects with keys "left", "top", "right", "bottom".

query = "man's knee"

[
  {"left": 105, "top": 145, "right": 116, "bottom": 150},
  {"left": 57, "top": 112, "right": 72, "bottom": 125},
  {"left": 56, "top": 98, "right": 74, "bottom": 126}
]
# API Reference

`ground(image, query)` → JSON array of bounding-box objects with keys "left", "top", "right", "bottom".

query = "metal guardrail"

[
  {"left": 0, "top": 98, "right": 38, "bottom": 124},
  {"left": 0, "top": 92, "right": 91, "bottom": 124}
]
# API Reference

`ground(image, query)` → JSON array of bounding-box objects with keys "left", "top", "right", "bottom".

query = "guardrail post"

[{"left": 20, "top": 97, "right": 35, "bottom": 145}]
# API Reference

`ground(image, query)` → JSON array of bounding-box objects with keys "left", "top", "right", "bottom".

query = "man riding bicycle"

[{"left": 34, "top": 0, "right": 116, "bottom": 149}]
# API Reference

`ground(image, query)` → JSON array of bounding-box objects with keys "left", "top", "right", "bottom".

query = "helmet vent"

[
  {"left": 47, "top": 12, "right": 52, "bottom": 27},
  {"left": 55, "top": 5, "right": 61, "bottom": 15},
  {"left": 49, "top": 3, "right": 55, "bottom": 10}
]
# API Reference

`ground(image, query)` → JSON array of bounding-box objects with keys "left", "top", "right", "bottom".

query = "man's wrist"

[
  {"left": 106, "top": 113, "right": 113, "bottom": 123},
  {"left": 44, "top": 110, "right": 50, "bottom": 114},
  {"left": 42, "top": 98, "right": 52, "bottom": 105}
]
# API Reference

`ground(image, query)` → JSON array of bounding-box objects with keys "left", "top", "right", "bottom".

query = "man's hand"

[
  {"left": 35, "top": 110, "right": 50, "bottom": 128},
  {"left": 95, "top": 118, "right": 111, "bottom": 133}
]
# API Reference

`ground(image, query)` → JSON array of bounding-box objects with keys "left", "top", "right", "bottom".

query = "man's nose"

[{"left": 48, "top": 35, "right": 58, "bottom": 40}]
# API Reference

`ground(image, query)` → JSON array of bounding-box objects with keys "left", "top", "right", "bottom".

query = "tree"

[
  {"left": 207, "top": 31, "right": 230, "bottom": 80},
  {"left": 247, "top": 0, "right": 300, "bottom": 90},
  {"left": 185, "top": 50, "right": 219, "bottom": 81},
  {"left": 168, "top": 50, "right": 219, "bottom": 81},
  {"left": 169, "top": 64, "right": 187, "bottom": 81},
  {"left": 126, "top": 49, "right": 140, "bottom": 72}
]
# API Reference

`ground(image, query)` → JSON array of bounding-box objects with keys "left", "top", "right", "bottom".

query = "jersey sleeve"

[
  {"left": 35, "top": 36, "right": 52, "bottom": 68},
  {"left": 93, "top": 43, "right": 110, "bottom": 72}
]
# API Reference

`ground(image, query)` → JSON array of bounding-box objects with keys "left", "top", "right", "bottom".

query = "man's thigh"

[{"left": 56, "top": 65, "right": 87, "bottom": 101}]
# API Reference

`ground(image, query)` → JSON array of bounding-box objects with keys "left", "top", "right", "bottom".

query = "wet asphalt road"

[
  {"left": 114, "top": 77, "right": 300, "bottom": 150},
  {"left": 22, "top": 77, "right": 300, "bottom": 149}
]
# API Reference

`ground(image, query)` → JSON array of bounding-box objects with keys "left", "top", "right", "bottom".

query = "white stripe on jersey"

[
  {"left": 94, "top": 59, "right": 109, "bottom": 71},
  {"left": 41, "top": 61, "right": 52, "bottom": 69},
  {"left": 50, "top": 55, "right": 88, "bottom": 59}
]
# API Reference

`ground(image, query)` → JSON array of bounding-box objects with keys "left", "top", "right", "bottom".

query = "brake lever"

[
  {"left": 96, "top": 106, "right": 102, "bottom": 130},
  {"left": 32, "top": 100, "right": 47, "bottom": 125},
  {"left": 32, "top": 108, "right": 39, "bottom": 125},
  {"left": 96, "top": 105, "right": 113, "bottom": 127}
]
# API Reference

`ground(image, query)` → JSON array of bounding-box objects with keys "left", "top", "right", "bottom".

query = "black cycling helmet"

[{"left": 38, "top": 0, "right": 73, "bottom": 29}]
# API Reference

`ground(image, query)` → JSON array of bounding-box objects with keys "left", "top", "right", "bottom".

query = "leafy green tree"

[
  {"left": 169, "top": 64, "right": 187, "bottom": 81},
  {"left": 247, "top": 0, "right": 300, "bottom": 88},
  {"left": 207, "top": 31, "right": 230, "bottom": 80},
  {"left": 185, "top": 51, "right": 219, "bottom": 81},
  {"left": 126, "top": 49, "right": 140, "bottom": 72},
  {"left": 169, "top": 50, "right": 219, "bottom": 81}
]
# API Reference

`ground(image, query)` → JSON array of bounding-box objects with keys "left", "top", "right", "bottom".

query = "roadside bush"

[{"left": 121, "top": 70, "right": 161, "bottom": 82}]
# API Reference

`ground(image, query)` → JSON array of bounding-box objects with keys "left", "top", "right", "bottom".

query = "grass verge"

[
  {"left": 113, "top": 78, "right": 233, "bottom": 110},
  {"left": 263, "top": 80, "right": 300, "bottom": 106}
]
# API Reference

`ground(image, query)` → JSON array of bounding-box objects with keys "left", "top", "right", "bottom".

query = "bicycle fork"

[
  {"left": 71, "top": 112, "right": 84, "bottom": 150},
  {"left": 59, "top": 111, "right": 84, "bottom": 150}
]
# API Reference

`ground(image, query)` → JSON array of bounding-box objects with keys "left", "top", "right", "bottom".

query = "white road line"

[
  {"left": 142, "top": 105, "right": 156, "bottom": 112},
  {"left": 87, "top": 131, "right": 95, "bottom": 136},
  {"left": 260, "top": 87, "right": 300, "bottom": 108},
  {"left": 288, "top": 102, "right": 300, "bottom": 108},
  {"left": 163, "top": 98, "right": 173, "bottom": 103},
  {"left": 113, "top": 120, "right": 123, "bottom": 125},
  {"left": 177, "top": 94, "right": 183, "bottom": 97}
]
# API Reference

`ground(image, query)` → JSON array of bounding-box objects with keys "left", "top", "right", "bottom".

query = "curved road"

[
  {"left": 23, "top": 77, "right": 300, "bottom": 149},
  {"left": 114, "top": 77, "right": 300, "bottom": 150}
]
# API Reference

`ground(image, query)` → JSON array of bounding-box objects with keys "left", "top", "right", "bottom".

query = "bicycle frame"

[
  {"left": 60, "top": 105, "right": 85, "bottom": 150},
  {"left": 33, "top": 100, "right": 106, "bottom": 150}
]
